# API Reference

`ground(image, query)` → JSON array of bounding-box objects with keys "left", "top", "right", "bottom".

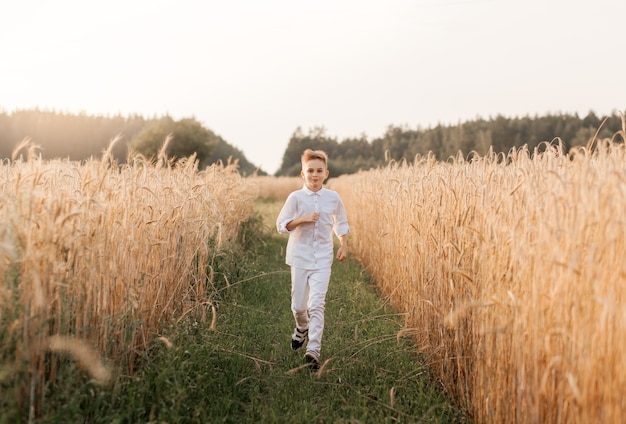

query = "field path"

[
  {"left": 46, "top": 200, "right": 467, "bottom": 423},
  {"left": 162, "top": 200, "right": 466, "bottom": 422}
]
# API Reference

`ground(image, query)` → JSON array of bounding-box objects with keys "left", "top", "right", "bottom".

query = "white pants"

[{"left": 291, "top": 267, "right": 331, "bottom": 358}]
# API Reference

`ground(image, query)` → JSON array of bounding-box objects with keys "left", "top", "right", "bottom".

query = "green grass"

[{"left": 8, "top": 201, "right": 468, "bottom": 423}]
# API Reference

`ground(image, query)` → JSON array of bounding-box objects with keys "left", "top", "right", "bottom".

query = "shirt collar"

[{"left": 303, "top": 185, "right": 324, "bottom": 195}]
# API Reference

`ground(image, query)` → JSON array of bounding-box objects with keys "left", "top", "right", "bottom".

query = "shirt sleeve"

[
  {"left": 333, "top": 195, "right": 350, "bottom": 237},
  {"left": 276, "top": 193, "right": 297, "bottom": 234}
]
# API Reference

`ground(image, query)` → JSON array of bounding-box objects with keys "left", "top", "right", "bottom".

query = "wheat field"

[
  {"left": 327, "top": 127, "right": 626, "bottom": 422},
  {"left": 252, "top": 175, "right": 302, "bottom": 201},
  {"left": 5, "top": 126, "right": 626, "bottom": 422},
  {"left": 0, "top": 140, "right": 258, "bottom": 416}
]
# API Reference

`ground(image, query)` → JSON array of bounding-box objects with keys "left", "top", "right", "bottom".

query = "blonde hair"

[{"left": 301, "top": 149, "right": 328, "bottom": 167}]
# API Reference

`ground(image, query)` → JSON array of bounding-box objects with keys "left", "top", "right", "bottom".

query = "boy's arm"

[
  {"left": 336, "top": 234, "right": 347, "bottom": 262},
  {"left": 333, "top": 195, "right": 349, "bottom": 262},
  {"left": 286, "top": 212, "right": 320, "bottom": 231},
  {"left": 277, "top": 195, "right": 299, "bottom": 234}
]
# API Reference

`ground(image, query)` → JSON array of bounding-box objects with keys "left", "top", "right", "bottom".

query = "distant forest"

[
  {"left": 277, "top": 110, "right": 625, "bottom": 177},
  {"left": 0, "top": 109, "right": 262, "bottom": 176},
  {"left": 1, "top": 108, "right": 623, "bottom": 177}
]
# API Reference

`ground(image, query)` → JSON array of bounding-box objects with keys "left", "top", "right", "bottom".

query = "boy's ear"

[{"left": 300, "top": 170, "right": 305, "bottom": 179}]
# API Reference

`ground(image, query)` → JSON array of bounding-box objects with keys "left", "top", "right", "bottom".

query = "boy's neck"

[{"left": 306, "top": 184, "right": 323, "bottom": 192}]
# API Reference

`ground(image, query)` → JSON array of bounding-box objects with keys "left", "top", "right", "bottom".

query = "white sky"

[{"left": 1, "top": 0, "right": 624, "bottom": 174}]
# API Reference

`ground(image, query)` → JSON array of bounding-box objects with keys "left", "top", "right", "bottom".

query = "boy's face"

[{"left": 301, "top": 158, "right": 329, "bottom": 192}]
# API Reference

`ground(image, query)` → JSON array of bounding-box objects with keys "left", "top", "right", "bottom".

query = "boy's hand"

[
  {"left": 304, "top": 212, "right": 320, "bottom": 223},
  {"left": 336, "top": 245, "right": 347, "bottom": 262}
]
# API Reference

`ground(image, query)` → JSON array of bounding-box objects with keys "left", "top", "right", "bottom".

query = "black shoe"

[
  {"left": 291, "top": 328, "right": 308, "bottom": 351},
  {"left": 305, "top": 352, "right": 320, "bottom": 371}
]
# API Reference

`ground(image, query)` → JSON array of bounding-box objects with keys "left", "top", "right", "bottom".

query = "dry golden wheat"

[
  {"left": 48, "top": 335, "right": 111, "bottom": 384},
  {"left": 0, "top": 140, "right": 256, "bottom": 415},
  {"left": 331, "top": 132, "right": 626, "bottom": 423},
  {"left": 249, "top": 175, "right": 302, "bottom": 201}
]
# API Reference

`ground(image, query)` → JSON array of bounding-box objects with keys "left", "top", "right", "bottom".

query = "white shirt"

[{"left": 276, "top": 185, "right": 350, "bottom": 270}]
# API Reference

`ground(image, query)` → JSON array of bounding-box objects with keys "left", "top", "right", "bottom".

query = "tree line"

[
  {"left": 1, "top": 108, "right": 623, "bottom": 177},
  {"left": 0, "top": 108, "right": 263, "bottom": 175},
  {"left": 276, "top": 110, "right": 624, "bottom": 177}
]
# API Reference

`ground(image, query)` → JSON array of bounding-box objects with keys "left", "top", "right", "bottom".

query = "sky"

[{"left": 1, "top": 0, "right": 624, "bottom": 174}]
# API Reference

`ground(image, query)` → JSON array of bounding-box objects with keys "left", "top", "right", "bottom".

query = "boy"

[{"left": 276, "top": 149, "right": 349, "bottom": 370}]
